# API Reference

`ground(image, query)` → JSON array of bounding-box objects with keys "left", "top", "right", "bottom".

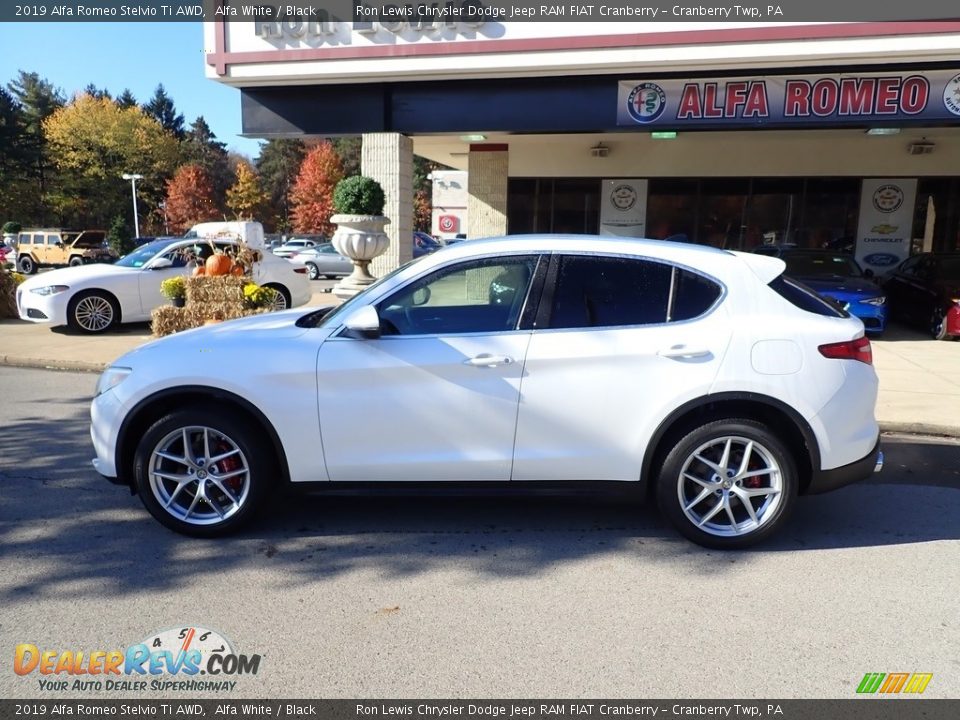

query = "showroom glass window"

[{"left": 377, "top": 256, "right": 539, "bottom": 335}]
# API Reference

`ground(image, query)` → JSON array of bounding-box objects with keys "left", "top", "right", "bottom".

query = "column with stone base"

[{"left": 362, "top": 133, "right": 414, "bottom": 279}]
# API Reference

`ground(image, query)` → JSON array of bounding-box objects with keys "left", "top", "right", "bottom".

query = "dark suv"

[{"left": 882, "top": 253, "right": 960, "bottom": 340}]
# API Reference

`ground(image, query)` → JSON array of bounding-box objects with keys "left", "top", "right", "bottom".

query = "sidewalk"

[{"left": 1, "top": 303, "right": 958, "bottom": 436}]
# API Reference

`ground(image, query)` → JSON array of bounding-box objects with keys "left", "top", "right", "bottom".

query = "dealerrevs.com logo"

[{"left": 13, "top": 626, "right": 261, "bottom": 693}]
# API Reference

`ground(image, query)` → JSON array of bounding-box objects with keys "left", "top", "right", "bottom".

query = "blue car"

[
  {"left": 413, "top": 231, "right": 443, "bottom": 258},
  {"left": 754, "top": 247, "right": 887, "bottom": 334}
]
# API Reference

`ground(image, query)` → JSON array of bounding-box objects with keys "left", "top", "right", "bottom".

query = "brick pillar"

[
  {"left": 467, "top": 143, "right": 509, "bottom": 239},
  {"left": 362, "top": 133, "right": 414, "bottom": 277},
  {"left": 466, "top": 144, "right": 509, "bottom": 301}
]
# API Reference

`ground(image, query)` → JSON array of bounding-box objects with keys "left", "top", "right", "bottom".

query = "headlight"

[
  {"left": 95, "top": 367, "right": 132, "bottom": 397},
  {"left": 861, "top": 296, "right": 886, "bottom": 307},
  {"left": 30, "top": 285, "right": 70, "bottom": 296}
]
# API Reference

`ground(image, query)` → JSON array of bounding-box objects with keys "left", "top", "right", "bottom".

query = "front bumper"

[
  {"left": 805, "top": 436, "right": 882, "bottom": 495},
  {"left": 16, "top": 287, "right": 69, "bottom": 326},
  {"left": 849, "top": 304, "right": 888, "bottom": 333}
]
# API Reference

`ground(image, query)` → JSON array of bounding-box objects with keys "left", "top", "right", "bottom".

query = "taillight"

[
  {"left": 818, "top": 336, "right": 873, "bottom": 365},
  {"left": 292, "top": 267, "right": 308, "bottom": 274}
]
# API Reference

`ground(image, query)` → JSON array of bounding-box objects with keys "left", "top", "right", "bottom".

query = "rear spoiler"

[{"left": 730, "top": 250, "right": 786, "bottom": 285}]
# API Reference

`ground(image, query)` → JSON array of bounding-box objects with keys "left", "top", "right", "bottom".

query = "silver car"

[
  {"left": 272, "top": 239, "right": 320, "bottom": 258},
  {"left": 289, "top": 243, "right": 353, "bottom": 280}
]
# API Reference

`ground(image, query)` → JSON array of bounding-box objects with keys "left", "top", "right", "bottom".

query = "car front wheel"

[
  {"left": 656, "top": 419, "right": 797, "bottom": 549},
  {"left": 67, "top": 291, "right": 119, "bottom": 333},
  {"left": 69, "top": 256, "right": 84, "bottom": 267},
  {"left": 133, "top": 408, "right": 271, "bottom": 537},
  {"left": 930, "top": 308, "right": 950, "bottom": 340}
]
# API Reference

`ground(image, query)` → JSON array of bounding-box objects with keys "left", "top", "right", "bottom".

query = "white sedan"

[
  {"left": 90, "top": 235, "right": 882, "bottom": 548},
  {"left": 16, "top": 237, "right": 311, "bottom": 333}
]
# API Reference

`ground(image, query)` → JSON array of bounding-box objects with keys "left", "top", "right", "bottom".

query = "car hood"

[
  {"left": 18, "top": 263, "right": 136, "bottom": 289},
  {"left": 113, "top": 308, "right": 332, "bottom": 366},
  {"left": 796, "top": 276, "right": 882, "bottom": 298}
]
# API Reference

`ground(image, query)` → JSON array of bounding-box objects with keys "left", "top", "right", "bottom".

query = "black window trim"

[{"left": 534, "top": 251, "right": 727, "bottom": 333}]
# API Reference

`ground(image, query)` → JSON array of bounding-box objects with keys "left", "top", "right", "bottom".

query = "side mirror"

[
  {"left": 148, "top": 257, "right": 174, "bottom": 270},
  {"left": 342, "top": 305, "right": 381, "bottom": 339},
  {"left": 412, "top": 286, "right": 431, "bottom": 306}
]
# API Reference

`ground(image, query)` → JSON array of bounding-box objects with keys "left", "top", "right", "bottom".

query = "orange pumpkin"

[
  {"left": 205, "top": 254, "right": 233, "bottom": 277},
  {"left": 231, "top": 265, "right": 245, "bottom": 277},
  {"left": 193, "top": 265, "right": 206, "bottom": 276}
]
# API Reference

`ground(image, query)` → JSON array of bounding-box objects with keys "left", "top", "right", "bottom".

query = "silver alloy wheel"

[
  {"left": 148, "top": 425, "right": 251, "bottom": 526},
  {"left": 677, "top": 435, "right": 784, "bottom": 538},
  {"left": 306, "top": 263, "right": 319, "bottom": 280},
  {"left": 267, "top": 287, "right": 288, "bottom": 311},
  {"left": 74, "top": 295, "right": 114, "bottom": 332}
]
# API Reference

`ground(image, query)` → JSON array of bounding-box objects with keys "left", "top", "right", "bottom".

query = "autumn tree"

[
  {"left": 44, "top": 94, "right": 180, "bottom": 227},
  {"left": 164, "top": 164, "right": 220, "bottom": 234},
  {"left": 256, "top": 138, "right": 305, "bottom": 232},
  {"left": 181, "top": 116, "right": 233, "bottom": 212},
  {"left": 289, "top": 142, "right": 344, "bottom": 236},
  {"left": 226, "top": 161, "right": 267, "bottom": 220},
  {"left": 414, "top": 189, "right": 432, "bottom": 232}
]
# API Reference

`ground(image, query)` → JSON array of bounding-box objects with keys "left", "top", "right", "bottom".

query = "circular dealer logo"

[
  {"left": 438, "top": 215, "right": 457, "bottom": 233},
  {"left": 872, "top": 184, "right": 904, "bottom": 213},
  {"left": 610, "top": 184, "right": 638, "bottom": 211},
  {"left": 626, "top": 83, "right": 667, "bottom": 124},
  {"left": 943, "top": 73, "right": 960, "bottom": 116}
]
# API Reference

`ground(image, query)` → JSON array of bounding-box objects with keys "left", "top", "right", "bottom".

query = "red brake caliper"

[{"left": 213, "top": 442, "right": 243, "bottom": 493}]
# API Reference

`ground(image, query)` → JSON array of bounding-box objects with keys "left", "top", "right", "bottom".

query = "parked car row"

[
  {"left": 754, "top": 244, "right": 960, "bottom": 340},
  {"left": 285, "top": 232, "right": 447, "bottom": 280}
]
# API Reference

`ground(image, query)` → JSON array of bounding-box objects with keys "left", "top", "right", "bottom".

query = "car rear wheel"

[
  {"left": 133, "top": 408, "right": 272, "bottom": 537},
  {"left": 264, "top": 283, "right": 290, "bottom": 311},
  {"left": 656, "top": 419, "right": 797, "bottom": 549},
  {"left": 67, "top": 291, "right": 119, "bottom": 333},
  {"left": 930, "top": 308, "right": 950, "bottom": 341},
  {"left": 18, "top": 255, "right": 36, "bottom": 274},
  {"left": 305, "top": 263, "right": 320, "bottom": 280}
]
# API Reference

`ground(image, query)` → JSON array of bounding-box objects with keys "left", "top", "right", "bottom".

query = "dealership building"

[{"left": 204, "top": 19, "right": 960, "bottom": 275}]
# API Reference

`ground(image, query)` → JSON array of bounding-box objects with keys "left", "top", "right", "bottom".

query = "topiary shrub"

[
  {"left": 333, "top": 176, "right": 385, "bottom": 216},
  {"left": 2, "top": 221, "right": 21, "bottom": 236}
]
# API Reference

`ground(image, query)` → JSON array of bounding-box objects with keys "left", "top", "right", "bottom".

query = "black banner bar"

[{"left": 3, "top": 700, "right": 960, "bottom": 720}]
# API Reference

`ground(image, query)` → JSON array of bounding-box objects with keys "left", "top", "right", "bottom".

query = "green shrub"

[
  {"left": 2, "top": 221, "right": 21, "bottom": 235},
  {"left": 333, "top": 176, "right": 386, "bottom": 216}
]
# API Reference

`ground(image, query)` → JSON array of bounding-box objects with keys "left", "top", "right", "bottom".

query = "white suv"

[{"left": 90, "top": 235, "right": 881, "bottom": 548}]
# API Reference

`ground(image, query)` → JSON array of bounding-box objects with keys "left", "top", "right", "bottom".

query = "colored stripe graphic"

[
  {"left": 903, "top": 674, "right": 934, "bottom": 694},
  {"left": 857, "top": 673, "right": 886, "bottom": 693},
  {"left": 880, "top": 673, "right": 910, "bottom": 693}
]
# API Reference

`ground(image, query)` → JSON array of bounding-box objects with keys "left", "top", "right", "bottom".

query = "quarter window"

[{"left": 377, "top": 256, "right": 539, "bottom": 336}]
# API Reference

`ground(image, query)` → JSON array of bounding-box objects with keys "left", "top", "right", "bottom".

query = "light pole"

[{"left": 121, "top": 173, "right": 143, "bottom": 238}]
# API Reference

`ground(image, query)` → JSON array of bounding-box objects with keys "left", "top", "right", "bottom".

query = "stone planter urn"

[{"left": 330, "top": 214, "right": 391, "bottom": 299}]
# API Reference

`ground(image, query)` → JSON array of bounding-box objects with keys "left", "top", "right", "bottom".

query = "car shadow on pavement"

[
  {"left": 49, "top": 321, "right": 152, "bottom": 336},
  {"left": 1, "top": 403, "right": 958, "bottom": 600}
]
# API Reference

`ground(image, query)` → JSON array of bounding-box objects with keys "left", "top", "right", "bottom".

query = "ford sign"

[{"left": 863, "top": 253, "right": 901, "bottom": 267}]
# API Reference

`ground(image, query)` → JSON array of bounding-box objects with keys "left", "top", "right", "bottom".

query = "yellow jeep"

[{"left": 16, "top": 229, "right": 117, "bottom": 274}]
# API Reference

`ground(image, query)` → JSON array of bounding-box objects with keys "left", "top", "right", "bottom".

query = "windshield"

[
  {"left": 114, "top": 240, "right": 173, "bottom": 268},
  {"left": 784, "top": 253, "right": 862, "bottom": 279},
  {"left": 320, "top": 257, "right": 427, "bottom": 329}
]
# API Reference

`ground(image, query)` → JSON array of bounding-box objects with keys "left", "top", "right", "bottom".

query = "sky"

[{"left": 0, "top": 22, "right": 263, "bottom": 159}]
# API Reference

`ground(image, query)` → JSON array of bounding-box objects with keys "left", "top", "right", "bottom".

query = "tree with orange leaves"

[
  {"left": 289, "top": 141, "right": 344, "bottom": 236},
  {"left": 164, "top": 164, "right": 219, "bottom": 234}
]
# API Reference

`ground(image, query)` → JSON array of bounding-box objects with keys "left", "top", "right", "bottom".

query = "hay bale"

[
  {"left": 185, "top": 275, "right": 247, "bottom": 305},
  {"left": 152, "top": 303, "right": 270, "bottom": 337},
  {"left": 0, "top": 270, "right": 25, "bottom": 319},
  {"left": 151, "top": 306, "right": 192, "bottom": 337}
]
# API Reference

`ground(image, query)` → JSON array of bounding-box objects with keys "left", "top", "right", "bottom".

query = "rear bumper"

[{"left": 805, "top": 436, "right": 882, "bottom": 495}]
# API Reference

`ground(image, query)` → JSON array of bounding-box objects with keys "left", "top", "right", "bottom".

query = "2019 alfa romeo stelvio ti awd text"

[{"left": 90, "top": 235, "right": 883, "bottom": 549}]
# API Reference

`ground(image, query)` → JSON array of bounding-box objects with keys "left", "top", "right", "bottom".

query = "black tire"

[
  {"left": 67, "top": 290, "right": 120, "bottom": 334},
  {"left": 324, "top": 275, "right": 338, "bottom": 280},
  {"left": 133, "top": 407, "right": 273, "bottom": 537},
  {"left": 305, "top": 263, "right": 320, "bottom": 281},
  {"left": 69, "top": 256, "right": 84, "bottom": 267},
  {"left": 930, "top": 307, "right": 950, "bottom": 341},
  {"left": 263, "top": 283, "right": 291, "bottom": 311},
  {"left": 656, "top": 418, "right": 798, "bottom": 550},
  {"left": 18, "top": 255, "right": 36, "bottom": 274}
]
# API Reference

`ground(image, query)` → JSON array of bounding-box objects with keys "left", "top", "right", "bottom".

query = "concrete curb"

[
  {"left": 0, "top": 356, "right": 106, "bottom": 373},
  {"left": 4, "top": 354, "right": 960, "bottom": 439}
]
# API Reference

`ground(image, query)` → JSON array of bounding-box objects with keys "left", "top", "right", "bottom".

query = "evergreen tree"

[
  {"left": 7, "top": 71, "right": 64, "bottom": 216},
  {"left": 84, "top": 84, "right": 112, "bottom": 100},
  {"left": 116, "top": 89, "right": 137, "bottom": 109},
  {"left": 142, "top": 84, "right": 185, "bottom": 140},
  {"left": 181, "top": 116, "right": 232, "bottom": 212},
  {"left": 256, "top": 138, "right": 306, "bottom": 233}
]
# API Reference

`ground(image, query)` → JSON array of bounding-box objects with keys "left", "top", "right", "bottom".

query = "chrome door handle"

[
  {"left": 657, "top": 346, "right": 712, "bottom": 359},
  {"left": 465, "top": 354, "right": 513, "bottom": 367}
]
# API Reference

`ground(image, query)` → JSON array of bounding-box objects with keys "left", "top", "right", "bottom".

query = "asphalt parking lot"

[{"left": 0, "top": 366, "right": 957, "bottom": 700}]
